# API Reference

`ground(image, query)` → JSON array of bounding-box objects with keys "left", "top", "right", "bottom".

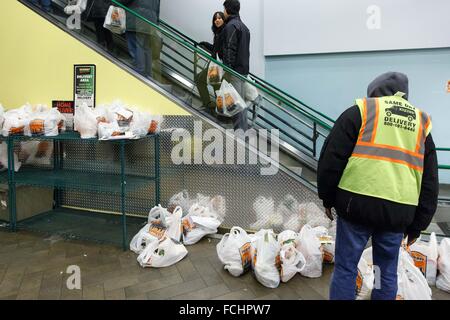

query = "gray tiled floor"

[{"left": 0, "top": 229, "right": 449, "bottom": 300}]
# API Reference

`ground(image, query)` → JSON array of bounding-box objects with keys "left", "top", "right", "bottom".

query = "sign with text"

[
  {"left": 74, "top": 64, "right": 96, "bottom": 109},
  {"left": 52, "top": 100, "right": 75, "bottom": 131}
]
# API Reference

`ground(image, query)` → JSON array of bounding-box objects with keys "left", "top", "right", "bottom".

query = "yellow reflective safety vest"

[{"left": 338, "top": 93, "right": 432, "bottom": 206}]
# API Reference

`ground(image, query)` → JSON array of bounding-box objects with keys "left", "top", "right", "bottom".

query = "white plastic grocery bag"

[
  {"left": 98, "top": 121, "right": 128, "bottom": 140},
  {"left": 74, "top": 103, "right": 98, "bottom": 138},
  {"left": 436, "top": 238, "right": 450, "bottom": 293},
  {"left": 397, "top": 248, "right": 432, "bottom": 300},
  {"left": 312, "top": 226, "right": 335, "bottom": 264},
  {"left": 103, "top": 6, "right": 126, "bottom": 35},
  {"left": 216, "top": 226, "right": 252, "bottom": 277},
  {"left": 0, "top": 142, "right": 21, "bottom": 172},
  {"left": 182, "top": 204, "right": 222, "bottom": 245},
  {"left": 356, "top": 247, "right": 375, "bottom": 300},
  {"left": 409, "top": 232, "right": 438, "bottom": 286},
  {"left": 129, "top": 224, "right": 158, "bottom": 254},
  {"left": 137, "top": 236, "right": 188, "bottom": 268},
  {"left": 296, "top": 224, "right": 323, "bottom": 278},
  {"left": 280, "top": 243, "right": 306, "bottom": 283},
  {"left": 243, "top": 76, "right": 259, "bottom": 103},
  {"left": 19, "top": 141, "right": 53, "bottom": 166},
  {"left": 1, "top": 104, "right": 33, "bottom": 137},
  {"left": 277, "top": 230, "right": 299, "bottom": 247},
  {"left": 207, "top": 59, "right": 223, "bottom": 85},
  {"left": 215, "top": 80, "right": 248, "bottom": 118},
  {"left": 165, "top": 206, "right": 183, "bottom": 243},
  {"left": 253, "top": 229, "right": 281, "bottom": 288}
]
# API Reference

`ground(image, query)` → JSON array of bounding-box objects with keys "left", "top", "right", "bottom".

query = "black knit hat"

[{"left": 223, "top": 0, "right": 240, "bottom": 15}]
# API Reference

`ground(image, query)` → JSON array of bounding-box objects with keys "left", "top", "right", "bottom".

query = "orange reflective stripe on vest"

[
  {"left": 359, "top": 98, "right": 379, "bottom": 143},
  {"left": 353, "top": 97, "right": 426, "bottom": 171},
  {"left": 352, "top": 144, "right": 424, "bottom": 171}
]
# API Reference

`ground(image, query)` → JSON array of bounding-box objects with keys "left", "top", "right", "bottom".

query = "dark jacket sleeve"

[
  {"left": 198, "top": 42, "right": 214, "bottom": 56},
  {"left": 222, "top": 24, "right": 238, "bottom": 69},
  {"left": 406, "top": 134, "right": 439, "bottom": 239},
  {"left": 317, "top": 105, "right": 361, "bottom": 208}
]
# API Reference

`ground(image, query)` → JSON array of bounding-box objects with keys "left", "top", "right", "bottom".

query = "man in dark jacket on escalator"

[
  {"left": 317, "top": 72, "right": 439, "bottom": 300},
  {"left": 220, "top": 0, "right": 250, "bottom": 131}
]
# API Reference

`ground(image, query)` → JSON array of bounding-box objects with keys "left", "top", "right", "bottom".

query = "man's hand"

[
  {"left": 325, "top": 208, "right": 334, "bottom": 221},
  {"left": 406, "top": 236, "right": 418, "bottom": 247}
]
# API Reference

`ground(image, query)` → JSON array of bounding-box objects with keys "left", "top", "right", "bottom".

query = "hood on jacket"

[{"left": 367, "top": 72, "right": 409, "bottom": 100}]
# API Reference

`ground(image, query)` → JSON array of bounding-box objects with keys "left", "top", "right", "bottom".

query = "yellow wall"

[{"left": 0, "top": 0, "right": 189, "bottom": 115}]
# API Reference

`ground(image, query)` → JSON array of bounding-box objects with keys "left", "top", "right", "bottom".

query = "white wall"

[
  {"left": 160, "top": 0, "right": 265, "bottom": 77},
  {"left": 264, "top": 0, "right": 450, "bottom": 56}
]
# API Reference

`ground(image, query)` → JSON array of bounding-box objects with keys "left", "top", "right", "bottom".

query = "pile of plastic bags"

[
  {"left": 216, "top": 224, "right": 333, "bottom": 289},
  {"left": 131, "top": 205, "right": 188, "bottom": 268},
  {"left": 251, "top": 195, "right": 332, "bottom": 233},
  {"left": 0, "top": 103, "right": 66, "bottom": 137},
  {"left": 168, "top": 190, "right": 226, "bottom": 246},
  {"left": 356, "top": 246, "right": 432, "bottom": 300},
  {"left": 130, "top": 192, "right": 226, "bottom": 268},
  {"left": 356, "top": 233, "right": 450, "bottom": 299},
  {"left": 74, "top": 101, "right": 163, "bottom": 140}
]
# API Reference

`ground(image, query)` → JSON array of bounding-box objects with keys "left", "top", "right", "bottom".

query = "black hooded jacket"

[
  {"left": 199, "top": 26, "right": 225, "bottom": 61},
  {"left": 317, "top": 72, "right": 439, "bottom": 239},
  {"left": 222, "top": 14, "right": 250, "bottom": 75}
]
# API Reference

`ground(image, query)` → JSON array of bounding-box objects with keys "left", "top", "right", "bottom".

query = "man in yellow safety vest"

[{"left": 318, "top": 72, "right": 439, "bottom": 300}]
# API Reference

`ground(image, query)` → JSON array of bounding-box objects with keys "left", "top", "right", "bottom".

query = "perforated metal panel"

[{"left": 156, "top": 115, "right": 321, "bottom": 233}]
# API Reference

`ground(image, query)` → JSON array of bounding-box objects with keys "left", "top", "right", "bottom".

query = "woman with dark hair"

[
  {"left": 199, "top": 11, "right": 226, "bottom": 59},
  {"left": 196, "top": 11, "right": 226, "bottom": 112}
]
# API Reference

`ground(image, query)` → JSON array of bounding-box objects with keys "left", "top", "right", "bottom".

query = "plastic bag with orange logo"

[
  {"left": 216, "top": 226, "right": 252, "bottom": 277},
  {"left": 397, "top": 248, "right": 432, "bottom": 300},
  {"left": 408, "top": 232, "right": 438, "bottom": 286}
]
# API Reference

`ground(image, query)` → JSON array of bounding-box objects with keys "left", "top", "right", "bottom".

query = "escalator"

[{"left": 16, "top": 0, "right": 450, "bottom": 237}]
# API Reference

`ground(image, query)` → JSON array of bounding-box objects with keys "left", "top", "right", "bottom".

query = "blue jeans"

[
  {"left": 30, "top": 0, "right": 51, "bottom": 12},
  {"left": 126, "top": 32, "right": 152, "bottom": 78},
  {"left": 330, "top": 217, "right": 403, "bottom": 300}
]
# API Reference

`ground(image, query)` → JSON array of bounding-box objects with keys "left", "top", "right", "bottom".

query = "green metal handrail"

[
  {"left": 437, "top": 148, "right": 450, "bottom": 170},
  {"left": 112, "top": 0, "right": 332, "bottom": 132}
]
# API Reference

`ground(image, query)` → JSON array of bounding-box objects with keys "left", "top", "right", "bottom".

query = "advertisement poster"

[
  {"left": 74, "top": 64, "right": 96, "bottom": 109},
  {"left": 52, "top": 100, "right": 75, "bottom": 131}
]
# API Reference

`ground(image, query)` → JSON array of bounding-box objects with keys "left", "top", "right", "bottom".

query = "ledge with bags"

[{"left": 0, "top": 102, "right": 161, "bottom": 250}]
